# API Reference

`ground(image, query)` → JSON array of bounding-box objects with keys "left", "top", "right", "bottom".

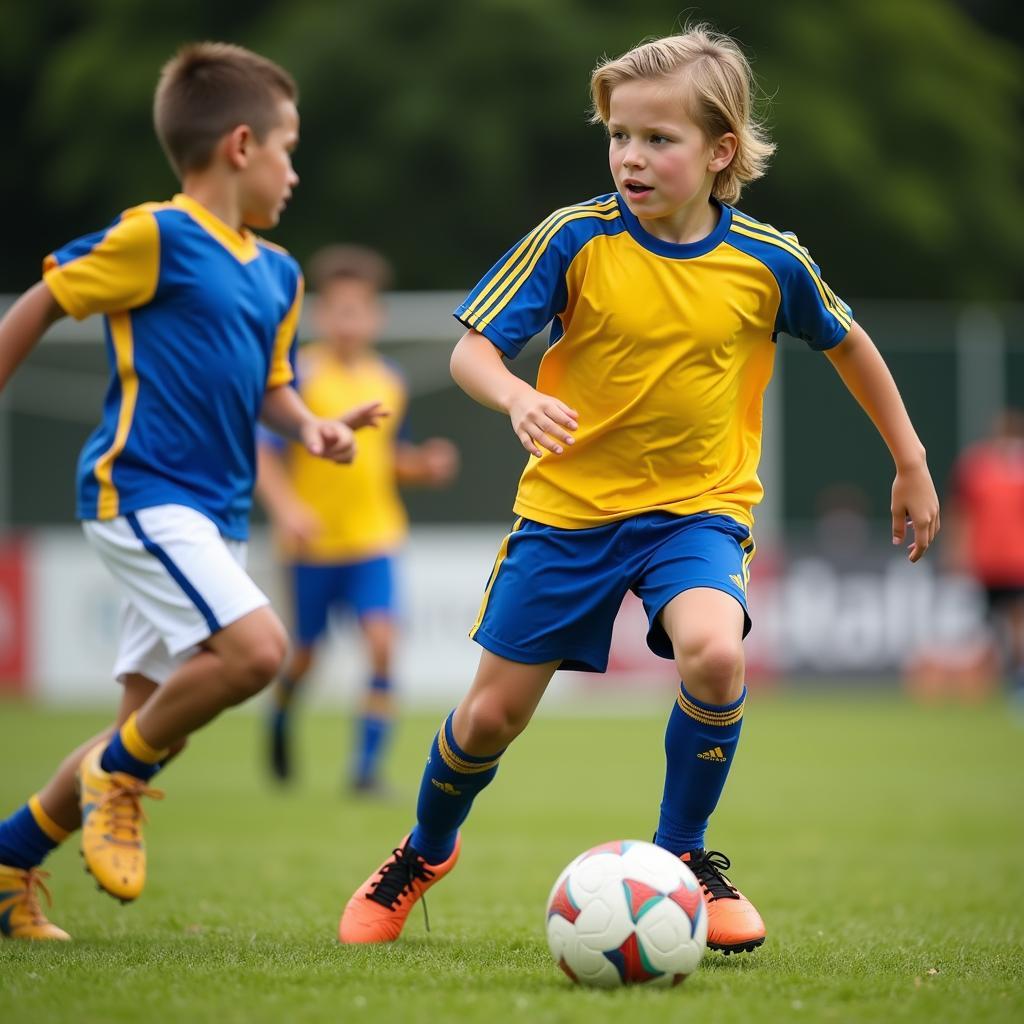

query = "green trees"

[{"left": 5, "top": 0, "right": 1021, "bottom": 299}]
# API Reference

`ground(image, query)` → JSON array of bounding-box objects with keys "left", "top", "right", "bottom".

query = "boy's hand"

[
  {"left": 341, "top": 400, "right": 388, "bottom": 431},
  {"left": 301, "top": 402, "right": 388, "bottom": 463},
  {"left": 508, "top": 388, "right": 579, "bottom": 458},
  {"left": 419, "top": 437, "right": 460, "bottom": 485},
  {"left": 273, "top": 499, "right": 323, "bottom": 552},
  {"left": 891, "top": 463, "right": 940, "bottom": 563},
  {"left": 302, "top": 419, "right": 357, "bottom": 463}
]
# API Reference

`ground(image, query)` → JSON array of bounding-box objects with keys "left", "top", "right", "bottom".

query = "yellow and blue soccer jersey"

[
  {"left": 269, "top": 345, "right": 409, "bottom": 563},
  {"left": 43, "top": 194, "right": 302, "bottom": 539},
  {"left": 455, "top": 193, "right": 852, "bottom": 530}
]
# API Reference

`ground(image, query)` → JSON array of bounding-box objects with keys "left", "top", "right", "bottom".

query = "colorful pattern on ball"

[{"left": 545, "top": 839, "right": 707, "bottom": 988}]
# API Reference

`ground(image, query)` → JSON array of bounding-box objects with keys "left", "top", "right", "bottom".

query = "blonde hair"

[
  {"left": 154, "top": 42, "right": 297, "bottom": 177},
  {"left": 590, "top": 26, "right": 775, "bottom": 204}
]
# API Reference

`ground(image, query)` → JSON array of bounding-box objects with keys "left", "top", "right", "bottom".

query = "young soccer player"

[
  {"left": 338, "top": 26, "right": 940, "bottom": 954},
  {"left": 948, "top": 409, "right": 1024, "bottom": 699},
  {"left": 257, "top": 245, "right": 458, "bottom": 790},
  {"left": 0, "top": 42, "right": 383, "bottom": 940}
]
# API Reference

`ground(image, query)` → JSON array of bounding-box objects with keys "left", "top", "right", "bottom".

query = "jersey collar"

[
  {"left": 616, "top": 194, "right": 732, "bottom": 259},
  {"left": 172, "top": 194, "right": 259, "bottom": 264}
]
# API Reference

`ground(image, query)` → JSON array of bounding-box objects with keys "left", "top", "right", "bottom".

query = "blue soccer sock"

[
  {"left": 353, "top": 675, "right": 394, "bottom": 785},
  {"left": 274, "top": 675, "right": 300, "bottom": 713},
  {"left": 0, "top": 795, "right": 71, "bottom": 870},
  {"left": 409, "top": 711, "right": 504, "bottom": 864},
  {"left": 270, "top": 676, "right": 299, "bottom": 737},
  {"left": 655, "top": 683, "right": 746, "bottom": 855},
  {"left": 99, "top": 712, "right": 167, "bottom": 782},
  {"left": 353, "top": 715, "right": 392, "bottom": 784}
]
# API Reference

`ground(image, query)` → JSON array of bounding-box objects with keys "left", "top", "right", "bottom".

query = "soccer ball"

[{"left": 546, "top": 839, "right": 707, "bottom": 988}]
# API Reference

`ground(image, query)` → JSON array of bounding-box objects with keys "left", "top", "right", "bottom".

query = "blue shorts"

[
  {"left": 470, "top": 512, "right": 754, "bottom": 672},
  {"left": 291, "top": 556, "right": 396, "bottom": 647}
]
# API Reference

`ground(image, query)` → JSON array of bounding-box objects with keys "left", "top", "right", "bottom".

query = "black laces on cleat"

[
  {"left": 366, "top": 842, "right": 436, "bottom": 928},
  {"left": 687, "top": 849, "right": 740, "bottom": 902}
]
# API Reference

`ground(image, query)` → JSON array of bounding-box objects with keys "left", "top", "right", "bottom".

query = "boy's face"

[
  {"left": 315, "top": 278, "right": 383, "bottom": 358},
  {"left": 606, "top": 78, "right": 719, "bottom": 222},
  {"left": 240, "top": 98, "right": 300, "bottom": 230}
]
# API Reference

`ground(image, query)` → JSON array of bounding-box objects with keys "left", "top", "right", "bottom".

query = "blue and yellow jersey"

[
  {"left": 269, "top": 345, "right": 409, "bottom": 563},
  {"left": 43, "top": 194, "right": 301, "bottom": 539},
  {"left": 455, "top": 193, "right": 852, "bottom": 530}
]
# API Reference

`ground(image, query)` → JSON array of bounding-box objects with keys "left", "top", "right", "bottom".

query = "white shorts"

[{"left": 82, "top": 504, "right": 269, "bottom": 685}]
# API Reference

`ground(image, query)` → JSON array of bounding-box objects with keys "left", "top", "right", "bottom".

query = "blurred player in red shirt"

[{"left": 950, "top": 409, "right": 1024, "bottom": 696}]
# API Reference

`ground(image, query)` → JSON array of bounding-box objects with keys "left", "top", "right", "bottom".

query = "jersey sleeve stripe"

[
  {"left": 729, "top": 220, "right": 852, "bottom": 330},
  {"left": 731, "top": 213, "right": 853, "bottom": 326},
  {"left": 465, "top": 207, "right": 621, "bottom": 331},
  {"left": 267, "top": 275, "right": 303, "bottom": 389},
  {"left": 462, "top": 206, "right": 588, "bottom": 324},
  {"left": 461, "top": 198, "right": 618, "bottom": 327},
  {"left": 93, "top": 311, "right": 140, "bottom": 519},
  {"left": 462, "top": 198, "right": 618, "bottom": 326}
]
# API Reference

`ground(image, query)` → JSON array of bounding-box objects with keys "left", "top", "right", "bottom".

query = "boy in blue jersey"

[
  {"left": 339, "top": 26, "right": 940, "bottom": 957},
  {"left": 0, "top": 42, "right": 383, "bottom": 939}
]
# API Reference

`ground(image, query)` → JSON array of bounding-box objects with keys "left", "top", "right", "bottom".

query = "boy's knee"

[
  {"left": 460, "top": 696, "right": 526, "bottom": 752},
  {"left": 222, "top": 626, "right": 289, "bottom": 702},
  {"left": 675, "top": 635, "right": 744, "bottom": 704}
]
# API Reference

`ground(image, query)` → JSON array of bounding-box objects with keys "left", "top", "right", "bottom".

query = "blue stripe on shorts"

[{"left": 125, "top": 511, "right": 221, "bottom": 633}]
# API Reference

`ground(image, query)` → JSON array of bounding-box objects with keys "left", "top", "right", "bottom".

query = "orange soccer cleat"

[
  {"left": 681, "top": 848, "right": 766, "bottom": 954},
  {"left": 77, "top": 742, "right": 163, "bottom": 903},
  {"left": 338, "top": 833, "right": 461, "bottom": 944},
  {"left": 0, "top": 865, "right": 71, "bottom": 941}
]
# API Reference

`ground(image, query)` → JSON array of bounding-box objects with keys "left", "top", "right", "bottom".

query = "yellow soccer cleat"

[
  {"left": 78, "top": 742, "right": 163, "bottom": 903},
  {"left": 0, "top": 865, "right": 71, "bottom": 940}
]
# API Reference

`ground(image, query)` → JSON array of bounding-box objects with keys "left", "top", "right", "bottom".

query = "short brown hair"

[
  {"left": 307, "top": 245, "right": 394, "bottom": 294},
  {"left": 590, "top": 26, "right": 775, "bottom": 205},
  {"left": 154, "top": 42, "right": 297, "bottom": 177}
]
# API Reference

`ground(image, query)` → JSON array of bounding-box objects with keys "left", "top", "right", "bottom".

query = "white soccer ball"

[{"left": 545, "top": 839, "right": 707, "bottom": 988}]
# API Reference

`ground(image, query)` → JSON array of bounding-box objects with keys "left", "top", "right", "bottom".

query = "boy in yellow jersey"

[
  {"left": 339, "top": 25, "right": 940, "bottom": 961},
  {"left": 0, "top": 43, "right": 383, "bottom": 940},
  {"left": 257, "top": 245, "right": 458, "bottom": 791}
]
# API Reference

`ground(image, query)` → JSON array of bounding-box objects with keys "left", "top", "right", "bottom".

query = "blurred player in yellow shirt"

[{"left": 257, "top": 246, "right": 458, "bottom": 792}]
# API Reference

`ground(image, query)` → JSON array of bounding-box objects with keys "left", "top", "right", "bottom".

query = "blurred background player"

[
  {"left": 0, "top": 43, "right": 383, "bottom": 940},
  {"left": 948, "top": 409, "right": 1024, "bottom": 701},
  {"left": 257, "top": 245, "right": 459, "bottom": 793}
]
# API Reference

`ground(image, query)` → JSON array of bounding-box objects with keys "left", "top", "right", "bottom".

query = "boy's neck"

[
  {"left": 640, "top": 192, "right": 719, "bottom": 246},
  {"left": 324, "top": 345, "right": 369, "bottom": 367},
  {"left": 179, "top": 172, "right": 247, "bottom": 235}
]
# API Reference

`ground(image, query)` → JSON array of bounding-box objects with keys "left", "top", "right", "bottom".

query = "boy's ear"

[
  {"left": 223, "top": 124, "right": 254, "bottom": 170},
  {"left": 709, "top": 132, "right": 738, "bottom": 173}
]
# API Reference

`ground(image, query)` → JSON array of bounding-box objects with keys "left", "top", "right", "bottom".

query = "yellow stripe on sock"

[
  {"left": 28, "top": 795, "right": 71, "bottom": 843},
  {"left": 676, "top": 690, "right": 745, "bottom": 727},
  {"left": 121, "top": 712, "right": 169, "bottom": 764},
  {"left": 437, "top": 724, "right": 502, "bottom": 775}
]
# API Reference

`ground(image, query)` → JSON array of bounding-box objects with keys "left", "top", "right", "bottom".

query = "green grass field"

[{"left": 0, "top": 693, "right": 1021, "bottom": 1023}]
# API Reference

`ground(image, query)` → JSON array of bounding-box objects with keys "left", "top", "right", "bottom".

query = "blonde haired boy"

[
  {"left": 338, "top": 25, "right": 940, "bottom": 959},
  {"left": 338, "top": 24, "right": 939, "bottom": 959},
  {"left": 0, "top": 42, "right": 382, "bottom": 939}
]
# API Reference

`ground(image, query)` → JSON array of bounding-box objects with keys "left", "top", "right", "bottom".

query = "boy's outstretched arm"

[
  {"left": 825, "top": 321, "right": 940, "bottom": 562},
  {"left": 450, "top": 329, "right": 578, "bottom": 457},
  {"left": 394, "top": 438, "right": 460, "bottom": 488},
  {"left": 0, "top": 282, "right": 65, "bottom": 390},
  {"left": 260, "top": 384, "right": 386, "bottom": 464}
]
